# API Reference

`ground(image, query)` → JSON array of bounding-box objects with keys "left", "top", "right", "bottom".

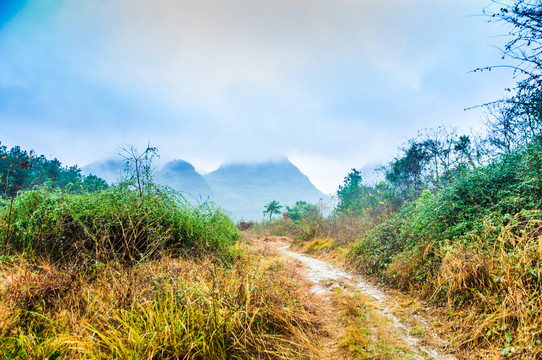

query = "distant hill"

[
  {"left": 154, "top": 160, "right": 214, "bottom": 203},
  {"left": 83, "top": 159, "right": 125, "bottom": 184},
  {"left": 204, "top": 158, "right": 325, "bottom": 221},
  {"left": 83, "top": 157, "right": 326, "bottom": 221}
]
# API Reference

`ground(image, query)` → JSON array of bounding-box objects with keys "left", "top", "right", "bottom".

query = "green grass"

[{"left": 0, "top": 184, "right": 239, "bottom": 265}]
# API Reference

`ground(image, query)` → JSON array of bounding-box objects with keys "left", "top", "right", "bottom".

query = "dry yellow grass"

[
  {"left": 0, "top": 248, "right": 326, "bottom": 359},
  {"left": 426, "top": 214, "right": 542, "bottom": 358}
]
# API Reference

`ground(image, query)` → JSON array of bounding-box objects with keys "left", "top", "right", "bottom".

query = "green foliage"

[
  {"left": 0, "top": 142, "right": 108, "bottom": 199},
  {"left": 336, "top": 169, "right": 363, "bottom": 212},
  {"left": 386, "top": 142, "right": 430, "bottom": 199},
  {"left": 348, "top": 211, "right": 406, "bottom": 275},
  {"left": 336, "top": 169, "right": 394, "bottom": 215},
  {"left": 345, "top": 142, "right": 542, "bottom": 355},
  {"left": 346, "top": 132, "right": 542, "bottom": 294},
  {"left": 0, "top": 184, "right": 239, "bottom": 265},
  {"left": 283, "top": 201, "right": 319, "bottom": 221}
]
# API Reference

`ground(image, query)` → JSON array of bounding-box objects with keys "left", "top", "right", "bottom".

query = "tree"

[
  {"left": 284, "top": 201, "right": 319, "bottom": 221},
  {"left": 336, "top": 169, "right": 392, "bottom": 214},
  {"left": 263, "top": 200, "right": 282, "bottom": 221},
  {"left": 485, "top": 101, "right": 529, "bottom": 152},
  {"left": 417, "top": 127, "right": 457, "bottom": 187},
  {"left": 483, "top": 1, "right": 542, "bottom": 142},
  {"left": 386, "top": 142, "right": 430, "bottom": 199},
  {"left": 80, "top": 174, "right": 108, "bottom": 193},
  {"left": 336, "top": 169, "right": 363, "bottom": 212},
  {"left": 119, "top": 144, "right": 158, "bottom": 197},
  {"left": 0, "top": 142, "right": 108, "bottom": 199}
]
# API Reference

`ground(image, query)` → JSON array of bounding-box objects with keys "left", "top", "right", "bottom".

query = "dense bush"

[
  {"left": 348, "top": 144, "right": 542, "bottom": 277},
  {"left": 0, "top": 183, "right": 239, "bottom": 265},
  {"left": 343, "top": 143, "right": 542, "bottom": 356}
]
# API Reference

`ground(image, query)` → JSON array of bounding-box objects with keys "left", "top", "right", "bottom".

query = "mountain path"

[{"left": 250, "top": 235, "right": 458, "bottom": 360}]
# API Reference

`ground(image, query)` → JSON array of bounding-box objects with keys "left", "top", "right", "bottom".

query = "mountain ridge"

[
  {"left": 204, "top": 159, "right": 325, "bottom": 220},
  {"left": 83, "top": 157, "right": 326, "bottom": 220}
]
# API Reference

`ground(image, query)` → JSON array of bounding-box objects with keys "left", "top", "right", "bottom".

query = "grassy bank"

[
  {"left": 1, "top": 184, "right": 239, "bottom": 264},
  {"left": 0, "top": 185, "right": 322, "bottom": 359}
]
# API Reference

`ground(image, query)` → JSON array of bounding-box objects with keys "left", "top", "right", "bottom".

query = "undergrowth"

[{"left": 431, "top": 213, "right": 542, "bottom": 358}]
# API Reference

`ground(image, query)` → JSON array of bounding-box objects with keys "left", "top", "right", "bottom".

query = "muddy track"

[
  {"left": 279, "top": 245, "right": 456, "bottom": 360},
  {"left": 252, "top": 235, "right": 457, "bottom": 360}
]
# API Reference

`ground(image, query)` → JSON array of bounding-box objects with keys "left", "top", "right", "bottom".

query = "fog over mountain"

[
  {"left": 83, "top": 159, "right": 125, "bottom": 184},
  {"left": 83, "top": 157, "right": 325, "bottom": 221},
  {"left": 154, "top": 160, "right": 214, "bottom": 203},
  {"left": 204, "top": 159, "right": 325, "bottom": 221}
]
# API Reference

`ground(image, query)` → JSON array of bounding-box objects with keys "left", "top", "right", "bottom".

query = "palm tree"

[{"left": 263, "top": 200, "right": 282, "bottom": 221}]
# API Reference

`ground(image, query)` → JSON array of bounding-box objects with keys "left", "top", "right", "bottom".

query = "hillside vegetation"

[
  {"left": 255, "top": 127, "right": 542, "bottom": 358},
  {"left": 4, "top": 1, "right": 542, "bottom": 358}
]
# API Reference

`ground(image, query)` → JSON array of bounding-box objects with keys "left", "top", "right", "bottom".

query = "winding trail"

[{"left": 277, "top": 243, "right": 457, "bottom": 360}]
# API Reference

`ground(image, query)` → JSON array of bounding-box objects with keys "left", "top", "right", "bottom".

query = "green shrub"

[
  {"left": 0, "top": 184, "right": 239, "bottom": 265},
  {"left": 348, "top": 149, "right": 541, "bottom": 284},
  {"left": 348, "top": 210, "right": 406, "bottom": 275}
]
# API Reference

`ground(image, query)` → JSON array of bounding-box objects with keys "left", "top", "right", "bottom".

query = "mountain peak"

[
  {"left": 156, "top": 159, "right": 213, "bottom": 200},
  {"left": 160, "top": 159, "right": 195, "bottom": 172},
  {"left": 205, "top": 158, "right": 324, "bottom": 220},
  {"left": 84, "top": 156, "right": 326, "bottom": 221}
]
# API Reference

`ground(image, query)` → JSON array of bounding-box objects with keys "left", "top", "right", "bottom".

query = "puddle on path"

[{"left": 278, "top": 245, "right": 456, "bottom": 360}]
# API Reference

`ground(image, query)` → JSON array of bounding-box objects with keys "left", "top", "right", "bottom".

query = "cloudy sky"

[{"left": 0, "top": 0, "right": 516, "bottom": 193}]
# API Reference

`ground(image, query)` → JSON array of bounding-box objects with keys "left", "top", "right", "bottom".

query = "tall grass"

[
  {"left": 346, "top": 210, "right": 542, "bottom": 358},
  {"left": 0, "top": 253, "right": 321, "bottom": 359},
  {"left": 0, "top": 184, "right": 323, "bottom": 359},
  {"left": 428, "top": 211, "right": 542, "bottom": 357}
]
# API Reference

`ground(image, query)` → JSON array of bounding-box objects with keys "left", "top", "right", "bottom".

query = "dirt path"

[{"left": 251, "top": 235, "right": 457, "bottom": 360}]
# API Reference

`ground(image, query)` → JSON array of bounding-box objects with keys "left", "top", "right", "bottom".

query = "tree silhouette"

[{"left": 482, "top": 0, "right": 542, "bottom": 142}]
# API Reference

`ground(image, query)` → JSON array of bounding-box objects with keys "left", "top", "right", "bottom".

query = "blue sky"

[{"left": 0, "top": 0, "right": 516, "bottom": 193}]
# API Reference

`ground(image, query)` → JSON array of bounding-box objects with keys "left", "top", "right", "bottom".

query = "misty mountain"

[
  {"left": 83, "top": 157, "right": 326, "bottom": 221},
  {"left": 83, "top": 158, "right": 125, "bottom": 184},
  {"left": 204, "top": 158, "right": 325, "bottom": 221},
  {"left": 154, "top": 160, "right": 214, "bottom": 203}
]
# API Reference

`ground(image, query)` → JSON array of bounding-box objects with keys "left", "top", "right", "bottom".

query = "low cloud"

[{"left": 0, "top": 0, "right": 514, "bottom": 192}]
